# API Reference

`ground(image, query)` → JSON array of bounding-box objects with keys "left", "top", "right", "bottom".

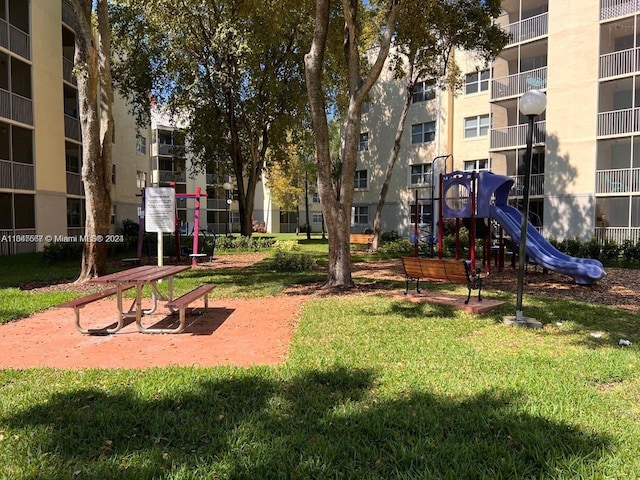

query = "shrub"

[
  {"left": 270, "top": 251, "right": 315, "bottom": 272},
  {"left": 121, "top": 219, "right": 140, "bottom": 238},
  {"left": 600, "top": 241, "right": 620, "bottom": 262},
  {"left": 378, "top": 239, "right": 413, "bottom": 255},
  {"left": 214, "top": 235, "right": 276, "bottom": 251},
  {"left": 381, "top": 230, "right": 401, "bottom": 242},
  {"left": 43, "top": 241, "right": 84, "bottom": 264},
  {"left": 582, "top": 238, "right": 601, "bottom": 259},
  {"left": 622, "top": 239, "right": 640, "bottom": 262},
  {"left": 273, "top": 240, "right": 300, "bottom": 252}
]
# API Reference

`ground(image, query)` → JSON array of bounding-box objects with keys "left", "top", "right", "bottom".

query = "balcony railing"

[
  {"left": 155, "top": 170, "right": 186, "bottom": 183},
  {"left": 508, "top": 173, "right": 545, "bottom": 197},
  {"left": 490, "top": 121, "right": 546, "bottom": 150},
  {"left": 0, "top": 229, "right": 38, "bottom": 255},
  {"left": 491, "top": 67, "right": 547, "bottom": 100},
  {"left": 600, "top": 0, "right": 640, "bottom": 20},
  {"left": 207, "top": 198, "right": 228, "bottom": 210},
  {"left": 0, "top": 160, "right": 10, "bottom": 188},
  {"left": 594, "top": 227, "right": 640, "bottom": 244},
  {"left": 64, "top": 114, "right": 81, "bottom": 140},
  {"left": 0, "top": 88, "right": 33, "bottom": 125},
  {"left": 595, "top": 168, "right": 640, "bottom": 193},
  {"left": 0, "top": 160, "right": 34, "bottom": 190},
  {"left": 502, "top": 12, "right": 548, "bottom": 46},
  {"left": 66, "top": 172, "right": 84, "bottom": 196},
  {"left": 599, "top": 47, "right": 640, "bottom": 79},
  {"left": 597, "top": 107, "right": 640, "bottom": 136},
  {"left": 0, "top": 19, "right": 7, "bottom": 50},
  {"left": 9, "top": 24, "right": 30, "bottom": 60},
  {"left": 63, "top": 56, "right": 77, "bottom": 85}
]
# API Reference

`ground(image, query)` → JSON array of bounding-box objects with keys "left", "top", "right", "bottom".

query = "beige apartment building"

[
  {"left": 0, "top": 0, "right": 150, "bottom": 255},
  {"left": 357, "top": 0, "right": 640, "bottom": 245}
]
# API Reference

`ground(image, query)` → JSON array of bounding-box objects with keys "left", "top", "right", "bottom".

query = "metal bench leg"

[{"left": 465, "top": 287, "right": 472, "bottom": 305}]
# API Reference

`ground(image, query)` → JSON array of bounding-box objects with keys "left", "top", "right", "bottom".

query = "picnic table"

[{"left": 88, "top": 265, "right": 191, "bottom": 334}]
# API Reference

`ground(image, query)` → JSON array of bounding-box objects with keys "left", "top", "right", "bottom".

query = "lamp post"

[
  {"left": 430, "top": 154, "right": 451, "bottom": 257},
  {"left": 223, "top": 180, "right": 232, "bottom": 236},
  {"left": 505, "top": 89, "right": 546, "bottom": 328}
]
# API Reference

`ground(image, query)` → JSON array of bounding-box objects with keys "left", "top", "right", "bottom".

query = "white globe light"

[
  {"left": 223, "top": 182, "right": 231, "bottom": 190},
  {"left": 519, "top": 89, "right": 547, "bottom": 116}
]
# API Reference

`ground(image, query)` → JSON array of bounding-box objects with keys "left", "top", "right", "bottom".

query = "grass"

[{"left": 0, "top": 243, "right": 639, "bottom": 478}]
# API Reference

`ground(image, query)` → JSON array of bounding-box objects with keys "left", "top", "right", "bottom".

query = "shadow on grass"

[{"left": 4, "top": 366, "right": 611, "bottom": 479}]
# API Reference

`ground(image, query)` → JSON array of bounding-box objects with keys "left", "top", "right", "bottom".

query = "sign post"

[{"left": 144, "top": 187, "right": 176, "bottom": 266}]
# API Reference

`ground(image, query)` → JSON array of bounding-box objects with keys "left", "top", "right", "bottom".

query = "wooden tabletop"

[{"left": 89, "top": 265, "right": 191, "bottom": 285}]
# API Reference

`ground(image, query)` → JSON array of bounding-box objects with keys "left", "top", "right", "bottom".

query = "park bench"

[
  {"left": 59, "top": 285, "right": 136, "bottom": 334},
  {"left": 401, "top": 257, "right": 487, "bottom": 304},
  {"left": 163, "top": 284, "right": 216, "bottom": 334},
  {"left": 349, "top": 233, "right": 374, "bottom": 251}
]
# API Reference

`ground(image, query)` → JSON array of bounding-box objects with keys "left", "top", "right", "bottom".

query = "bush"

[
  {"left": 43, "top": 241, "right": 84, "bottom": 264},
  {"left": 381, "top": 230, "right": 401, "bottom": 242},
  {"left": 622, "top": 239, "right": 640, "bottom": 262},
  {"left": 600, "top": 241, "right": 620, "bottom": 262},
  {"left": 215, "top": 235, "right": 276, "bottom": 251},
  {"left": 378, "top": 239, "right": 413, "bottom": 255},
  {"left": 121, "top": 219, "right": 140, "bottom": 238},
  {"left": 582, "top": 238, "right": 601, "bottom": 259},
  {"left": 269, "top": 251, "right": 315, "bottom": 272},
  {"left": 273, "top": 240, "right": 300, "bottom": 252}
]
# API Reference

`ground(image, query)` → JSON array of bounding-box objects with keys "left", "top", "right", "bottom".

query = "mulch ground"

[{"left": 0, "top": 254, "right": 637, "bottom": 370}]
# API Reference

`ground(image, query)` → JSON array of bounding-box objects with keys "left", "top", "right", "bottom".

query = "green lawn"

[{"left": 0, "top": 244, "right": 638, "bottom": 479}]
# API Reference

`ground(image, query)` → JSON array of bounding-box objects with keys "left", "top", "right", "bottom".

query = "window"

[
  {"left": 411, "top": 122, "right": 436, "bottom": 144},
  {"left": 354, "top": 169, "right": 368, "bottom": 189},
  {"left": 410, "top": 204, "right": 432, "bottom": 224},
  {"left": 312, "top": 192, "right": 320, "bottom": 203},
  {"left": 358, "top": 132, "right": 369, "bottom": 151},
  {"left": 412, "top": 80, "right": 436, "bottom": 103},
  {"left": 363, "top": 101, "right": 370, "bottom": 114},
  {"left": 351, "top": 205, "right": 369, "bottom": 226},
  {"left": 136, "top": 135, "right": 147, "bottom": 154},
  {"left": 410, "top": 163, "right": 432, "bottom": 185},
  {"left": 464, "top": 159, "right": 489, "bottom": 171},
  {"left": 465, "top": 69, "right": 490, "bottom": 94},
  {"left": 111, "top": 164, "right": 116, "bottom": 184},
  {"left": 312, "top": 213, "right": 323, "bottom": 223},
  {"left": 464, "top": 114, "right": 490, "bottom": 138}
]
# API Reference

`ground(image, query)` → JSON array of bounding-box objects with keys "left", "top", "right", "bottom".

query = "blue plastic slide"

[{"left": 490, "top": 204, "right": 606, "bottom": 285}]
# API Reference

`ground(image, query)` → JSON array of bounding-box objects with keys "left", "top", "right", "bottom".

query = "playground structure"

[
  {"left": 137, "top": 186, "right": 214, "bottom": 265},
  {"left": 413, "top": 170, "right": 606, "bottom": 285}
]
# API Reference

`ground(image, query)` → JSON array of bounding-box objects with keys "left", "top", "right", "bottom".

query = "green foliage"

[
  {"left": 273, "top": 240, "right": 301, "bottom": 253},
  {"left": 377, "top": 238, "right": 413, "bottom": 255},
  {"left": 42, "top": 242, "right": 84, "bottom": 264},
  {"left": 120, "top": 218, "right": 140, "bottom": 237},
  {"left": 215, "top": 235, "right": 276, "bottom": 251},
  {"left": 600, "top": 241, "right": 621, "bottom": 262},
  {"left": 622, "top": 239, "right": 640, "bottom": 262},
  {"left": 381, "top": 230, "right": 401, "bottom": 242},
  {"left": 269, "top": 251, "right": 316, "bottom": 272}
]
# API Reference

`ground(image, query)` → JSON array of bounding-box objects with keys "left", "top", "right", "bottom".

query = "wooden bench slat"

[
  {"left": 58, "top": 285, "right": 135, "bottom": 309},
  {"left": 401, "top": 257, "right": 487, "bottom": 304},
  {"left": 166, "top": 284, "right": 216, "bottom": 309}
]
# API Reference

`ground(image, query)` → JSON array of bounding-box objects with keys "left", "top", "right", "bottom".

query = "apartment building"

[
  {"left": 358, "top": 0, "right": 640, "bottom": 245},
  {"left": 0, "top": 0, "right": 150, "bottom": 255}
]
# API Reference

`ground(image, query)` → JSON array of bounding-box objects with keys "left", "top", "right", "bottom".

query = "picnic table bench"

[
  {"left": 401, "top": 257, "right": 488, "bottom": 304},
  {"left": 157, "top": 284, "right": 216, "bottom": 334}
]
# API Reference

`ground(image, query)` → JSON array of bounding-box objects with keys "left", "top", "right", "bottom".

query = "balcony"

[
  {"left": 601, "top": 0, "right": 640, "bottom": 21},
  {"left": 66, "top": 172, "right": 84, "bottom": 196},
  {"left": 595, "top": 226, "right": 640, "bottom": 244},
  {"left": 0, "top": 18, "right": 30, "bottom": 60},
  {"left": 64, "top": 114, "right": 81, "bottom": 140},
  {"left": 597, "top": 108, "right": 640, "bottom": 136},
  {"left": 0, "top": 88, "right": 33, "bottom": 125},
  {"left": 63, "top": 56, "right": 77, "bottom": 85},
  {"left": 154, "top": 169, "right": 186, "bottom": 183},
  {"left": 490, "top": 121, "right": 546, "bottom": 150},
  {"left": 491, "top": 67, "right": 547, "bottom": 100},
  {"left": 508, "top": 173, "right": 545, "bottom": 197},
  {"left": 0, "top": 160, "right": 34, "bottom": 190},
  {"left": 595, "top": 168, "right": 640, "bottom": 193},
  {"left": 501, "top": 12, "right": 548, "bottom": 47},
  {"left": 0, "top": 228, "right": 37, "bottom": 255},
  {"left": 599, "top": 47, "right": 640, "bottom": 79},
  {"left": 207, "top": 198, "right": 228, "bottom": 210}
]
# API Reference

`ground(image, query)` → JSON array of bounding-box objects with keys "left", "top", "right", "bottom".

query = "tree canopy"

[{"left": 110, "top": 0, "right": 313, "bottom": 235}]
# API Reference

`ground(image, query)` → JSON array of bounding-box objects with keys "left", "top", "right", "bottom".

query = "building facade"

[
  {"left": 357, "top": 0, "right": 640, "bottom": 245},
  {"left": 1, "top": 0, "right": 150, "bottom": 255}
]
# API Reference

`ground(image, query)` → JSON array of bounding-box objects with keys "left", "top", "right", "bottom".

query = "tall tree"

[
  {"left": 71, "top": 0, "right": 115, "bottom": 282},
  {"left": 110, "top": 0, "right": 312, "bottom": 236},
  {"left": 305, "top": 0, "right": 404, "bottom": 289},
  {"left": 370, "top": 0, "right": 509, "bottom": 251}
]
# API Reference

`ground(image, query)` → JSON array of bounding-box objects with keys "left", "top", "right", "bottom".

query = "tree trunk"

[
  {"left": 305, "top": 0, "right": 403, "bottom": 288},
  {"left": 72, "top": 0, "right": 114, "bottom": 282},
  {"left": 372, "top": 67, "right": 415, "bottom": 251}
]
